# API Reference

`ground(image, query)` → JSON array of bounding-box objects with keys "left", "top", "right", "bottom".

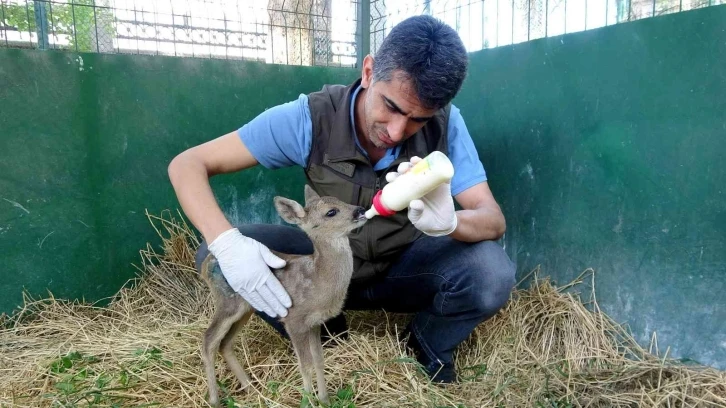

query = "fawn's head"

[{"left": 274, "top": 185, "right": 367, "bottom": 237}]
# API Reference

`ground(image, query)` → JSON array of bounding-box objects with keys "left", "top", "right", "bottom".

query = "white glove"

[
  {"left": 207, "top": 228, "right": 292, "bottom": 318},
  {"left": 386, "top": 157, "right": 458, "bottom": 237}
]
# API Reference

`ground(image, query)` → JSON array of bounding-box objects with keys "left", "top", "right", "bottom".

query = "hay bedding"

[{"left": 1, "top": 211, "right": 724, "bottom": 407}]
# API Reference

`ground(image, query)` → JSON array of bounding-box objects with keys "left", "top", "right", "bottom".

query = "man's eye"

[{"left": 326, "top": 209, "right": 338, "bottom": 217}]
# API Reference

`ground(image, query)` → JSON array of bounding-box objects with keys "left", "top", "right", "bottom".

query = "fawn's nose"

[{"left": 353, "top": 207, "right": 366, "bottom": 220}]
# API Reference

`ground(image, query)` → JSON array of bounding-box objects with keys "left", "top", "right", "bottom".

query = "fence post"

[
  {"left": 33, "top": 0, "right": 49, "bottom": 49},
  {"left": 357, "top": 0, "right": 370, "bottom": 67}
]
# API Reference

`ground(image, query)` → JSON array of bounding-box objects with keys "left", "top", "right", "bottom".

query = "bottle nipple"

[{"left": 367, "top": 190, "right": 396, "bottom": 219}]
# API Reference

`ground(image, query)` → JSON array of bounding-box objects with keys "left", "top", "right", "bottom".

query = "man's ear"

[
  {"left": 304, "top": 184, "right": 320, "bottom": 205},
  {"left": 274, "top": 196, "right": 306, "bottom": 224},
  {"left": 360, "top": 54, "right": 374, "bottom": 88}
]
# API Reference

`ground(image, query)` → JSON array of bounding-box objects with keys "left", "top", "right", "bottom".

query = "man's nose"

[{"left": 387, "top": 116, "right": 407, "bottom": 142}]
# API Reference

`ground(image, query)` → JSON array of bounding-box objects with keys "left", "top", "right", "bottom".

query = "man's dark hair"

[{"left": 372, "top": 15, "right": 468, "bottom": 110}]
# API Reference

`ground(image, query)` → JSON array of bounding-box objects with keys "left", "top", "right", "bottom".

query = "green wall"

[
  {"left": 453, "top": 5, "right": 725, "bottom": 369},
  {"left": 0, "top": 49, "right": 356, "bottom": 317},
  {"left": 1, "top": 4, "right": 724, "bottom": 372}
]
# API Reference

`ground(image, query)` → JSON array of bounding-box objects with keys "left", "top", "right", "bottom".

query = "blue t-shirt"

[{"left": 238, "top": 85, "right": 487, "bottom": 196}]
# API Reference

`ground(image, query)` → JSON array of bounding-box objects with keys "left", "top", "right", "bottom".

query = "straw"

[{"left": 1, "top": 209, "right": 724, "bottom": 407}]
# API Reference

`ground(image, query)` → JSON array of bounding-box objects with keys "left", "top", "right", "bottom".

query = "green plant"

[
  {"left": 2, "top": 0, "right": 115, "bottom": 52},
  {"left": 38, "top": 348, "right": 172, "bottom": 407}
]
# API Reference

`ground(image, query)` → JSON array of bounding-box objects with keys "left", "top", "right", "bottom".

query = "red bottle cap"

[{"left": 372, "top": 190, "right": 396, "bottom": 217}]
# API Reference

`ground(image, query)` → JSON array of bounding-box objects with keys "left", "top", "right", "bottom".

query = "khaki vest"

[{"left": 304, "top": 79, "right": 450, "bottom": 283}]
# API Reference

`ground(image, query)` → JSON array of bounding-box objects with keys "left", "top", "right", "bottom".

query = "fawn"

[{"left": 198, "top": 185, "right": 367, "bottom": 406}]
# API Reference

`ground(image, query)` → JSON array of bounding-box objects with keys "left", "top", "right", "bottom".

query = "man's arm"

[
  {"left": 169, "top": 133, "right": 293, "bottom": 318},
  {"left": 449, "top": 181, "right": 506, "bottom": 242},
  {"left": 168, "top": 130, "right": 259, "bottom": 244},
  {"left": 400, "top": 105, "right": 506, "bottom": 242},
  {"left": 443, "top": 104, "right": 505, "bottom": 242},
  {"left": 166, "top": 95, "right": 311, "bottom": 319}
]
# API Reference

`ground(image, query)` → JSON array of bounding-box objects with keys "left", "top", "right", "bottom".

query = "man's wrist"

[
  {"left": 208, "top": 227, "right": 243, "bottom": 256},
  {"left": 421, "top": 212, "right": 458, "bottom": 237},
  {"left": 442, "top": 211, "right": 459, "bottom": 236},
  {"left": 201, "top": 215, "right": 237, "bottom": 245}
]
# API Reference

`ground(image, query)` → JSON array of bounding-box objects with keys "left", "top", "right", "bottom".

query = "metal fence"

[
  {"left": 370, "top": 0, "right": 725, "bottom": 55},
  {"left": 0, "top": 0, "right": 360, "bottom": 66},
  {"left": 1, "top": 0, "right": 724, "bottom": 67}
]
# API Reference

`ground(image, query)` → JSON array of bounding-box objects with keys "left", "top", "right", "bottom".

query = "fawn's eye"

[{"left": 326, "top": 209, "right": 338, "bottom": 217}]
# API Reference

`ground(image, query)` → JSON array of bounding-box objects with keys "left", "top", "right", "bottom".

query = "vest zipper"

[{"left": 366, "top": 175, "right": 382, "bottom": 261}]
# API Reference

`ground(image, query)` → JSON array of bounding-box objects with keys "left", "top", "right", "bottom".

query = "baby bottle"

[{"left": 365, "top": 151, "right": 455, "bottom": 219}]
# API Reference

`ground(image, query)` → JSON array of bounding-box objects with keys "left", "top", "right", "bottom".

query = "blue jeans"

[{"left": 195, "top": 224, "right": 516, "bottom": 370}]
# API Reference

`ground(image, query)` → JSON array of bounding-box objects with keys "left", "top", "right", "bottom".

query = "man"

[{"left": 168, "top": 15, "right": 516, "bottom": 383}]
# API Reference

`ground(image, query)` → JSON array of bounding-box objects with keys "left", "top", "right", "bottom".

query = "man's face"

[{"left": 359, "top": 57, "right": 438, "bottom": 149}]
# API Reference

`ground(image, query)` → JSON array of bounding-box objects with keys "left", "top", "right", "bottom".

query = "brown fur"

[{"left": 199, "top": 185, "right": 367, "bottom": 406}]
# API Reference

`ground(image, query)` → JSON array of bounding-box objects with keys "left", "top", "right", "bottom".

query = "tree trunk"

[
  {"left": 268, "top": 0, "right": 331, "bottom": 66},
  {"left": 90, "top": 0, "right": 115, "bottom": 53}
]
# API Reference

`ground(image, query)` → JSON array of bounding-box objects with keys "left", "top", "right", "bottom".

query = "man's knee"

[
  {"left": 195, "top": 241, "right": 211, "bottom": 273},
  {"left": 452, "top": 240, "right": 517, "bottom": 317},
  {"left": 194, "top": 223, "right": 314, "bottom": 272}
]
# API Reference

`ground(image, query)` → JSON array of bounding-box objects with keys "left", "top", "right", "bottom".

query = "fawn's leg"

[
  {"left": 288, "top": 329, "right": 315, "bottom": 397},
  {"left": 307, "top": 324, "right": 329, "bottom": 404},
  {"left": 219, "top": 308, "right": 254, "bottom": 391},
  {"left": 202, "top": 301, "right": 248, "bottom": 407}
]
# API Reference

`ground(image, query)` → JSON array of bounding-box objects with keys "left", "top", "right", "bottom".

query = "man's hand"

[
  {"left": 386, "top": 156, "right": 458, "bottom": 237},
  {"left": 207, "top": 228, "right": 292, "bottom": 318}
]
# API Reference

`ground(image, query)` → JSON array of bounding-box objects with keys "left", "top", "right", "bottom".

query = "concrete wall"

[
  {"left": 1, "top": 5, "right": 723, "bottom": 369},
  {"left": 0, "top": 48, "right": 356, "bottom": 317},
  {"left": 454, "top": 5, "right": 725, "bottom": 369}
]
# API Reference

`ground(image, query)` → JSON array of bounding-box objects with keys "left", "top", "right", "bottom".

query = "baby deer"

[{"left": 198, "top": 185, "right": 367, "bottom": 406}]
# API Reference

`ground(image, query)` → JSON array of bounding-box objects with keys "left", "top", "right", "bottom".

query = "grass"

[{"left": 1, "top": 209, "right": 724, "bottom": 407}]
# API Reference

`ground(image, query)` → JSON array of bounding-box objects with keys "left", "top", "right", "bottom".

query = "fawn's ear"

[
  {"left": 304, "top": 184, "right": 320, "bottom": 205},
  {"left": 274, "top": 196, "right": 306, "bottom": 224}
]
